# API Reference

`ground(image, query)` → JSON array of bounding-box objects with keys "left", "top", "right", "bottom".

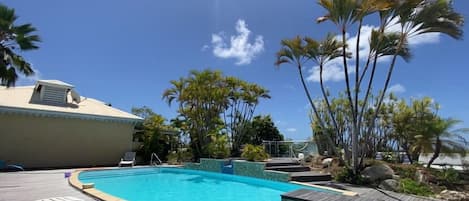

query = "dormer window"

[{"left": 33, "top": 80, "right": 81, "bottom": 105}]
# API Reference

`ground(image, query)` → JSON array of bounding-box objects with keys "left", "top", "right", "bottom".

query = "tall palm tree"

[
  {"left": 315, "top": 0, "right": 463, "bottom": 172},
  {"left": 0, "top": 4, "right": 40, "bottom": 87},
  {"left": 369, "top": 0, "right": 464, "bottom": 160},
  {"left": 317, "top": 0, "right": 395, "bottom": 171},
  {"left": 275, "top": 36, "right": 338, "bottom": 156},
  {"left": 304, "top": 35, "right": 345, "bottom": 153},
  {"left": 417, "top": 118, "right": 469, "bottom": 169}
]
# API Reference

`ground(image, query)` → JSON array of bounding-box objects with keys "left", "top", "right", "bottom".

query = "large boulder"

[
  {"left": 378, "top": 179, "right": 400, "bottom": 192},
  {"left": 436, "top": 190, "right": 469, "bottom": 201},
  {"left": 361, "top": 164, "right": 395, "bottom": 183}
]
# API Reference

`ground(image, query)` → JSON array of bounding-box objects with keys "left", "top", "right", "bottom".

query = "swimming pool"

[{"left": 79, "top": 167, "right": 339, "bottom": 201}]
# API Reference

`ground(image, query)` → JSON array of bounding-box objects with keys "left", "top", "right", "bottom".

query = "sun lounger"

[{"left": 118, "top": 152, "right": 136, "bottom": 167}]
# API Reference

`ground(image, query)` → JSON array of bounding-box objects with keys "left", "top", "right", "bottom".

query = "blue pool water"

[{"left": 79, "top": 167, "right": 338, "bottom": 201}]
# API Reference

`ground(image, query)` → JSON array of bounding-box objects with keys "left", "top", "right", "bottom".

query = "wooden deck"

[
  {"left": 282, "top": 189, "right": 367, "bottom": 201},
  {"left": 0, "top": 169, "right": 94, "bottom": 201},
  {"left": 283, "top": 186, "right": 440, "bottom": 201}
]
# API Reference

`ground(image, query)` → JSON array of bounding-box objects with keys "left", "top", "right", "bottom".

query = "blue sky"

[{"left": 6, "top": 0, "right": 469, "bottom": 140}]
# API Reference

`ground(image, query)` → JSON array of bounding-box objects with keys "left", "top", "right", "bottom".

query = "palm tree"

[
  {"left": 275, "top": 36, "right": 339, "bottom": 156},
  {"left": 417, "top": 118, "right": 469, "bottom": 169},
  {"left": 317, "top": 0, "right": 395, "bottom": 171},
  {"left": 314, "top": 0, "right": 463, "bottom": 172},
  {"left": 0, "top": 4, "right": 40, "bottom": 87}
]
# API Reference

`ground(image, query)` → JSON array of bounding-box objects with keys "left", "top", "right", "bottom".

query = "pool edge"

[
  {"left": 70, "top": 166, "right": 358, "bottom": 200},
  {"left": 69, "top": 169, "right": 127, "bottom": 201}
]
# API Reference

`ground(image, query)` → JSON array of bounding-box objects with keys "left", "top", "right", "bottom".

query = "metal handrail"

[{"left": 150, "top": 153, "right": 162, "bottom": 166}]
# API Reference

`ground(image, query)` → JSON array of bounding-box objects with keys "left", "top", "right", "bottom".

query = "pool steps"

[{"left": 265, "top": 159, "right": 332, "bottom": 182}]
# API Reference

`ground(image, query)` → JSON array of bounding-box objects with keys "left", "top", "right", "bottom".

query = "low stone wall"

[
  {"left": 184, "top": 158, "right": 290, "bottom": 182},
  {"left": 183, "top": 158, "right": 225, "bottom": 173}
]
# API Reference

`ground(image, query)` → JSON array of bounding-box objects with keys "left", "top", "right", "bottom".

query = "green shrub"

[
  {"left": 167, "top": 152, "right": 179, "bottom": 165},
  {"left": 436, "top": 168, "right": 460, "bottom": 186},
  {"left": 399, "top": 178, "right": 433, "bottom": 196},
  {"left": 382, "top": 152, "right": 396, "bottom": 163},
  {"left": 207, "top": 134, "right": 230, "bottom": 159},
  {"left": 167, "top": 149, "right": 193, "bottom": 165},
  {"left": 334, "top": 167, "right": 367, "bottom": 185},
  {"left": 241, "top": 144, "right": 269, "bottom": 161},
  {"left": 390, "top": 164, "right": 418, "bottom": 179}
]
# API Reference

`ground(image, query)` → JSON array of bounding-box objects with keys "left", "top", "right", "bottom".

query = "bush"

[
  {"left": 382, "top": 152, "right": 396, "bottom": 163},
  {"left": 167, "top": 149, "right": 193, "bottom": 165},
  {"left": 241, "top": 144, "right": 269, "bottom": 161},
  {"left": 389, "top": 164, "right": 418, "bottom": 179},
  {"left": 399, "top": 178, "right": 433, "bottom": 196},
  {"left": 334, "top": 167, "right": 367, "bottom": 185},
  {"left": 434, "top": 168, "right": 461, "bottom": 186},
  {"left": 207, "top": 134, "right": 230, "bottom": 159}
]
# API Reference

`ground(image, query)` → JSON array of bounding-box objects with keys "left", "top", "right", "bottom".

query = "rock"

[
  {"left": 436, "top": 190, "right": 469, "bottom": 201},
  {"left": 379, "top": 179, "right": 399, "bottom": 192},
  {"left": 322, "top": 158, "right": 333, "bottom": 167},
  {"left": 361, "top": 164, "right": 395, "bottom": 183},
  {"left": 392, "top": 174, "right": 401, "bottom": 180}
]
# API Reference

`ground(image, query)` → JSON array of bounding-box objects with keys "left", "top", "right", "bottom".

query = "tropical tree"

[
  {"left": 163, "top": 70, "right": 228, "bottom": 160},
  {"left": 163, "top": 69, "right": 270, "bottom": 159},
  {"left": 419, "top": 118, "right": 469, "bottom": 168},
  {"left": 243, "top": 115, "right": 284, "bottom": 145},
  {"left": 223, "top": 78, "right": 271, "bottom": 155},
  {"left": 277, "top": 0, "right": 463, "bottom": 172},
  {"left": 275, "top": 36, "right": 338, "bottom": 156},
  {"left": 132, "top": 106, "right": 177, "bottom": 161},
  {"left": 0, "top": 4, "right": 40, "bottom": 86}
]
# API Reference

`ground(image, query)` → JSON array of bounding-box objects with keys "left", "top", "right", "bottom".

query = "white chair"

[{"left": 118, "top": 152, "right": 136, "bottom": 167}]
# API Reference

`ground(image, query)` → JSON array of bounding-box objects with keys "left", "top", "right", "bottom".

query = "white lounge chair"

[{"left": 119, "top": 152, "right": 136, "bottom": 167}]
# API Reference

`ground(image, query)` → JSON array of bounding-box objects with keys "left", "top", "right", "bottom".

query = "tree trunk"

[
  {"left": 427, "top": 136, "right": 441, "bottom": 168},
  {"left": 341, "top": 25, "right": 358, "bottom": 173},
  {"left": 297, "top": 63, "right": 338, "bottom": 157}
]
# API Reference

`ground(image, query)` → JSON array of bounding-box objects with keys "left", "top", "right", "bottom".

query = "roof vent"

[{"left": 34, "top": 80, "right": 81, "bottom": 105}]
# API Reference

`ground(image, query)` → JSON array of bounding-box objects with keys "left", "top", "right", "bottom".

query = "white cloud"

[
  {"left": 307, "top": 19, "right": 441, "bottom": 83},
  {"left": 285, "top": 128, "right": 297, "bottom": 132},
  {"left": 388, "top": 84, "right": 406, "bottom": 94},
  {"left": 307, "top": 58, "right": 350, "bottom": 82},
  {"left": 211, "top": 19, "right": 264, "bottom": 65}
]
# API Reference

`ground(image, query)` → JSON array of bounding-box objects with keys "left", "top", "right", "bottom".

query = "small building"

[{"left": 0, "top": 80, "right": 142, "bottom": 169}]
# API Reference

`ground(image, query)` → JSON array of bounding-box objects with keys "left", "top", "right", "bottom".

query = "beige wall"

[{"left": 0, "top": 114, "right": 135, "bottom": 168}]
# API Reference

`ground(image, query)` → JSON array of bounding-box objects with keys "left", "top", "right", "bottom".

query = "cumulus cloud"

[
  {"left": 285, "top": 128, "right": 297, "bottom": 132},
  {"left": 307, "top": 58, "right": 350, "bottom": 82},
  {"left": 211, "top": 19, "right": 264, "bottom": 65},
  {"left": 388, "top": 84, "right": 406, "bottom": 94}
]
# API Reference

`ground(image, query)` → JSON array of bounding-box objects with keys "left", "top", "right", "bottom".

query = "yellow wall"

[{"left": 0, "top": 114, "right": 135, "bottom": 168}]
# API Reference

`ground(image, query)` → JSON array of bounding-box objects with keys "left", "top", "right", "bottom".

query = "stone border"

[
  {"left": 289, "top": 181, "right": 358, "bottom": 196},
  {"left": 68, "top": 165, "right": 184, "bottom": 201},
  {"left": 69, "top": 169, "right": 126, "bottom": 201},
  {"left": 69, "top": 165, "right": 357, "bottom": 200}
]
